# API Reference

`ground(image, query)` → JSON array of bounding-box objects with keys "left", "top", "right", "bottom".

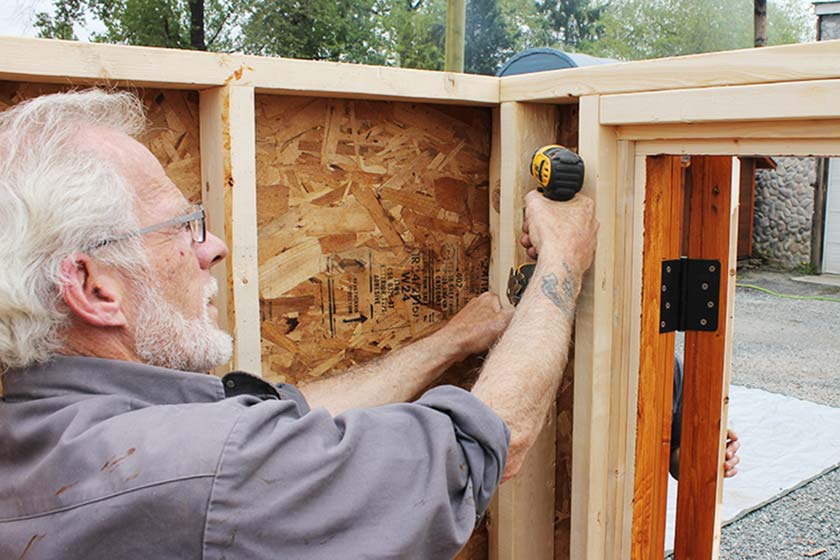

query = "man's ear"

[{"left": 59, "top": 253, "right": 128, "bottom": 327}]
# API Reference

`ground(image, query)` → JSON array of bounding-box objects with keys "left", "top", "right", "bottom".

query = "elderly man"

[{"left": 0, "top": 90, "right": 598, "bottom": 559}]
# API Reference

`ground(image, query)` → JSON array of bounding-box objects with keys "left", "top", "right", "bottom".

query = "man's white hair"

[{"left": 0, "top": 89, "right": 149, "bottom": 369}]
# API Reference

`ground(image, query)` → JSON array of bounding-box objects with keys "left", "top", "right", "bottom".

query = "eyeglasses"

[{"left": 92, "top": 204, "right": 206, "bottom": 249}]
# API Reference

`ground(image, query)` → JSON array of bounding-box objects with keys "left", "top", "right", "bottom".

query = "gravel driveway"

[{"left": 672, "top": 269, "right": 840, "bottom": 560}]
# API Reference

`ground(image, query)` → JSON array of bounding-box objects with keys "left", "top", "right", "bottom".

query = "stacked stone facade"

[{"left": 752, "top": 157, "right": 816, "bottom": 268}]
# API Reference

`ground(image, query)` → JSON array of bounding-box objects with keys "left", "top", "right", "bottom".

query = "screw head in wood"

[{"left": 700, "top": 318, "right": 708, "bottom": 326}]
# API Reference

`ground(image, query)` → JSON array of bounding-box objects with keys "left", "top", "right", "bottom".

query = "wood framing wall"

[{"left": 5, "top": 36, "right": 840, "bottom": 560}]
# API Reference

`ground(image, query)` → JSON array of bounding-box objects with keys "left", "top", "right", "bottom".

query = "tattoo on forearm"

[{"left": 540, "top": 262, "right": 577, "bottom": 317}]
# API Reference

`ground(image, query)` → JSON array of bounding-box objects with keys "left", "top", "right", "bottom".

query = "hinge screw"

[
  {"left": 666, "top": 265, "right": 672, "bottom": 273},
  {"left": 701, "top": 282, "right": 709, "bottom": 291},
  {"left": 700, "top": 318, "right": 708, "bottom": 326},
  {"left": 709, "top": 265, "right": 716, "bottom": 272},
  {"left": 662, "top": 285, "right": 667, "bottom": 292},
  {"left": 665, "top": 302, "right": 671, "bottom": 309},
  {"left": 707, "top": 301, "right": 715, "bottom": 308},
  {"left": 661, "top": 321, "right": 666, "bottom": 328}
]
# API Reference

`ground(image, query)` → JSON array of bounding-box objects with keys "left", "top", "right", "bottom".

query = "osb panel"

[
  {"left": 555, "top": 361, "right": 574, "bottom": 560},
  {"left": 255, "top": 95, "right": 491, "bottom": 385},
  {"left": 255, "top": 94, "right": 491, "bottom": 560},
  {"left": 0, "top": 82, "right": 201, "bottom": 203}
]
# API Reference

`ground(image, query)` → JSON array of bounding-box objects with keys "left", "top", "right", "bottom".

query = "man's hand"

[
  {"left": 669, "top": 428, "right": 741, "bottom": 480},
  {"left": 724, "top": 429, "right": 740, "bottom": 478},
  {"left": 432, "top": 292, "right": 513, "bottom": 362},
  {"left": 473, "top": 192, "right": 597, "bottom": 480},
  {"left": 520, "top": 191, "right": 598, "bottom": 277}
]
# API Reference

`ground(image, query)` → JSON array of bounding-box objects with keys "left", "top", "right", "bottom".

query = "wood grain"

[
  {"left": 631, "top": 155, "right": 684, "bottom": 559},
  {"left": 674, "top": 156, "right": 737, "bottom": 560}
]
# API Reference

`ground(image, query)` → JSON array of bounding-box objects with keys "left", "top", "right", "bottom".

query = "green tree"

[
  {"left": 532, "top": 0, "right": 606, "bottom": 49},
  {"left": 587, "top": 0, "right": 813, "bottom": 61},
  {"left": 36, "top": 0, "right": 245, "bottom": 51},
  {"left": 35, "top": 0, "right": 86, "bottom": 40},
  {"left": 464, "top": 0, "right": 519, "bottom": 75},
  {"left": 380, "top": 0, "right": 447, "bottom": 70},
  {"left": 239, "top": 0, "right": 388, "bottom": 63}
]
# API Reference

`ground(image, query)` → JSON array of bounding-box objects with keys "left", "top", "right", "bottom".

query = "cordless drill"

[{"left": 506, "top": 145, "right": 585, "bottom": 305}]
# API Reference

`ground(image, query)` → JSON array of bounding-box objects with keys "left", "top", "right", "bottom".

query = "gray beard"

[{"left": 134, "top": 277, "right": 233, "bottom": 373}]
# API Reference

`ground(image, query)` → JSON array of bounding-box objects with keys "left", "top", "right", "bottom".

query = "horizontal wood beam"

[
  {"left": 617, "top": 119, "right": 840, "bottom": 141},
  {"left": 635, "top": 138, "right": 840, "bottom": 157},
  {"left": 600, "top": 79, "right": 840, "bottom": 125},
  {"left": 0, "top": 37, "right": 499, "bottom": 105},
  {"left": 500, "top": 40, "right": 840, "bottom": 103}
]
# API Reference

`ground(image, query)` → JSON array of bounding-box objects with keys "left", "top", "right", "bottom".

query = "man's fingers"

[
  {"left": 526, "top": 247, "right": 538, "bottom": 259},
  {"left": 724, "top": 467, "right": 739, "bottom": 478},
  {"left": 520, "top": 233, "right": 532, "bottom": 248},
  {"left": 727, "top": 429, "right": 739, "bottom": 442}
]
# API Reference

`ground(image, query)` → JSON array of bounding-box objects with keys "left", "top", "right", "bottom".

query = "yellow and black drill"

[{"left": 507, "top": 145, "right": 585, "bottom": 305}]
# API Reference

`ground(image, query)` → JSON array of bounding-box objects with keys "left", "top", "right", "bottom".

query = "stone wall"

[
  {"left": 819, "top": 13, "right": 840, "bottom": 40},
  {"left": 753, "top": 157, "right": 816, "bottom": 268}
]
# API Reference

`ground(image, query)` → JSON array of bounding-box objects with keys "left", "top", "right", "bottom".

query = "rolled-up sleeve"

[{"left": 202, "top": 385, "right": 509, "bottom": 560}]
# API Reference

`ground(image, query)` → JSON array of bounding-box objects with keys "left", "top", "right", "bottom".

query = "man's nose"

[{"left": 195, "top": 230, "right": 228, "bottom": 269}]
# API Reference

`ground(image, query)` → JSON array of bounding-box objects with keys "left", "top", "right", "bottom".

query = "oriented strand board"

[
  {"left": 255, "top": 94, "right": 492, "bottom": 560},
  {"left": 255, "top": 95, "right": 491, "bottom": 386},
  {"left": 0, "top": 82, "right": 201, "bottom": 203}
]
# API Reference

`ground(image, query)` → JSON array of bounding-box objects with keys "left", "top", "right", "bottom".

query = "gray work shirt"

[{"left": 0, "top": 356, "right": 509, "bottom": 559}]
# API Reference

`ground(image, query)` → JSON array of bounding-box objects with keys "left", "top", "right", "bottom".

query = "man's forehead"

[{"left": 76, "top": 124, "right": 186, "bottom": 214}]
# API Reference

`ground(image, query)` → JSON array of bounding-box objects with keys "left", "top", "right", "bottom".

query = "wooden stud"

[
  {"left": 603, "top": 144, "right": 644, "bottom": 560},
  {"left": 601, "top": 79, "right": 840, "bottom": 125},
  {"left": 500, "top": 40, "right": 840, "bottom": 103},
  {"left": 0, "top": 37, "right": 498, "bottom": 105},
  {"left": 630, "top": 155, "right": 684, "bottom": 559},
  {"left": 200, "top": 85, "right": 262, "bottom": 374},
  {"left": 674, "top": 156, "right": 739, "bottom": 560},
  {"left": 488, "top": 101, "right": 558, "bottom": 560},
  {"left": 570, "top": 95, "right": 624, "bottom": 560},
  {"left": 737, "top": 158, "right": 757, "bottom": 258}
]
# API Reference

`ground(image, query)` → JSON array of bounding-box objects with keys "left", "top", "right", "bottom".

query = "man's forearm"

[
  {"left": 299, "top": 330, "right": 462, "bottom": 415},
  {"left": 471, "top": 256, "right": 579, "bottom": 478}
]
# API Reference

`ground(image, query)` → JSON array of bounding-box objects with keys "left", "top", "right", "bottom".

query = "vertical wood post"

[
  {"left": 488, "top": 101, "right": 558, "bottom": 560},
  {"left": 199, "top": 85, "right": 262, "bottom": 374},
  {"left": 674, "top": 156, "right": 739, "bottom": 560},
  {"left": 571, "top": 95, "right": 622, "bottom": 560},
  {"left": 631, "top": 156, "right": 684, "bottom": 559},
  {"left": 445, "top": 0, "right": 466, "bottom": 72}
]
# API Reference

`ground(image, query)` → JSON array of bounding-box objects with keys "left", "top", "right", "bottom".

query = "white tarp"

[{"left": 665, "top": 384, "right": 840, "bottom": 552}]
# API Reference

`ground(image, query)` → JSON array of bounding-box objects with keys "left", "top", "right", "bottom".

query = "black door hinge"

[{"left": 660, "top": 257, "right": 721, "bottom": 333}]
